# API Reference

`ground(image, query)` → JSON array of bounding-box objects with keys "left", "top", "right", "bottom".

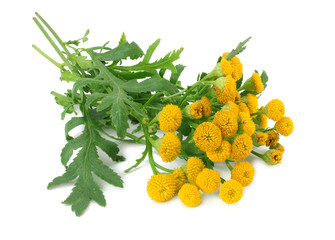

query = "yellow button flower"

[
  {"left": 147, "top": 174, "right": 177, "bottom": 202},
  {"left": 239, "top": 112, "right": 256, "bottom": 136},
  {"left": 231, "top": 134, "right": 253, "bottom": 161},
  {"left": 231, "top": 161, "right": 255, "bottom": 187},
  {"left": 263, "top": 150, "right": 283, "bottom": 165},
  {"left": 160, "top": 132, "right": 181, "bottom": 162},
  {"left": 252, "top": 72, "right": 264, "bottom": 93},
  {"left": 186, "top": 157, "right": 205, "bottom": 185},
  {"left": 193, "top": 122, "right": 222, "bottom": 152},
  {"left": 159, "top": 104, "right": 182, "bottom": 132},
  {"left": 255, "top": 132, "right": 268, "bottom": 146},
  {"left": 266, "top": 99, "right": 285, "bottom": 121},
  {"left": 219, "top": 179, "right": 243, "bottom": 204},
  {"left": 200, "top": 96, "right": 212, "bottom": 117},
  {"left": 265, "top": 130, "right": 280, "bottom": 147},
  {"left": 190, "top": 101, "right": 203, "bottom": 119},
  {"left": 178, "top": 183, "right": 201, "bottom": 207},
  {"left": 206, "top": 140, "right": 231, "bottom": 162},
  {"left": 275, "top": 116, "right": 294, "bottom": 136},
  {"left": 196, "top": 168, "right": 221, "bottom": 193},
  {"left": 239, "top": 102, "right": 250, "bottom": 114},
  {"left": 213, "top": 75, "right": 237, "bottom": 104},
  {"left": 246, "top": 93, "right": 258, "bottom": 114},
  {"left": 171, "top": 168, "right": 186, "bottom": 192},
  {"left": 213, "top": 109, "right": 238, "bottom": 139}
]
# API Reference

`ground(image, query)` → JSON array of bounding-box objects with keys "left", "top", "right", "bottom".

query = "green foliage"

[{"left": 225, "top": 37, "right": 252, "bottom": 60}]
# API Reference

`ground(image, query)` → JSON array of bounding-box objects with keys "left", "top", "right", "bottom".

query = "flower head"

[
  {"left": 231, "top": 134, "right": 253, "bottom": 161},
  {"left": 201, "top": 96, "right": 212, "bottom": 117},
  {"left": 206, "top": 140, "right": 231, "bottom": 162},
  {"left": 159, "top": 132, "right": 181, "bottom": 162},
  {"left": 275, "top": 116, "right": 294, "bottom": 136},
  {"left": 263, "top": 150, "right": 283, "bottom": 165},
  {"left": 239, "top": 102, "right": 250, "bottom": 114},
  {"left": 227, "top": 101, "right": 239, "bottom": 118},
  {"left": 178, "top": 183, "right": 201, "bottom": 207},
  {"left": 231, "top": 56, "right": 243, "bottom": 81},
  {"left": 265, "top": 130, "right": 280, "bottom": 147},
  {"left": 213, "top": 75, "right": 237, "bottom": 104},
  {"left": 171, "top": 168, "right": 186, "bottom": 192},
  {"left": 196, "top": 168, "right": 221, "bottom": 193},
  {"left": 190, "top": 102, "right": 203, "bottom": 119},
  {"left": 266, "top": 99, "right": 285, "bottom": 121},
  {"left": 239, "top": 112, "right": 256, "bottom": 136},
  {"left": 219, "top": 179, "right": 243, "bottom": 204},
  {"left": 159, "top": 104, "right": 182, "bottom": 132},
  {"left": 275, "top": 143, "right": 285, "bottom": 153},
  {"left": 186, "top": 157, "right": 205, "bottom": 185},
  {"left": 147, "top": 174, "right": 177, "bottom": 202},
  {"left": 259, "top": 113, "right": 268, "bottom": 129},
  {"left": 252, "top": 72, "right": 264, "bottom": 93},
  {"left": 220, "top": 55, "right": 234, "bottom": 76},
  {"left": 255, "top": 132, "right": 268, "bottom": 146},
  {"left": 231, "top": 161, "right": 255, "bottom": 187},
  {"left": 213, "top": 109, "right": 238, "bottom": 139},
  {"left": 246, "top": 94, "right": 258, "bottom": 114},
  {"left": 193, "top": 122, "right": 222, "bottom": 152}
]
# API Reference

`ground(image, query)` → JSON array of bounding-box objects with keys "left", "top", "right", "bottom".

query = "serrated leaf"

[
  {"left": 60, "top": 70, "right": 81, "bottom": 82},
  {"left": 51, "top": 91, "right": 75, "bottom": 114},
  {"left": 170, "top": 64, "right": 185, "bottom": 84},
  {"left": 65, "top": 117, "right": 85, "bottom": 140},
  {"left": 96, "top": 42, "right": 144, "bottom": 62},
  {"left": 142, "top": 39, "right": 160, "bottom": 63},
  {"left": 236, "top": 74, "right": 243, "bottom": 89},
  {"left": 118, "top": 32, "right": 126, "bottom": 45},
  {"left": 69, "top": 54, "right": 93, "bottom": 70},
  {"left": 111, "top": 96, "right": 129, "bottom": 139},
  {"left": 225, "top": 37, "right": 252, "bottom": 60},
  {"left": 261, "top": 70, "right": 268, "bottom": 89},
  {"left": 94, "top": 133, "right": 119, "bottom": 161},
  {"left": 122, "top": 77, "right": 178, "bottom": 94}
]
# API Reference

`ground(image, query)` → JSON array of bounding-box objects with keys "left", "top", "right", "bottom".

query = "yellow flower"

[
  {"left": 259, "top": 113, "right": 268, "bottom": 128},
  {"left": 235, "top": 91, "right": 241, "bottom": 102},
  {"left": 263, "top": 150, "right": 283, "bottom": 165},
  {"left": 201, "top": 96, "right": 212, "bottom": 117},
  {"left": 159, "top": 132, "right": 181, "bottom": 162},
  {"left": 239, "top": 112, "right": 256, "bottom": 136},
  {"left": 231, "top": 134, "right": 253, "bottom": 161},
  {"left": 219, "top": 179, "right": 243, "bottom": 204},
  {"left": 196, "top": 168, "right": 221, "bottom": 193},
  {"left": 246, "top": 94, "right": 258, "bottom": 114},
  {"left": 220, "top": 54, "right": 234, "bottom": 76},
  {"left": 186, "top": 157, "right": 205, "bottom": 185},
  {"left": 231, "top": 56, "right": 243, "bottom": 81},
  {"left": 171, "top": 168, "right": 186, "bottom": 192},
  {"left": 255, "top": 132, "right": 268, "bottom": 145},
  {"left": 252, "top": 72, "right": 264, "bottom": 93},
  {"left": 190, "top": 102, "right": 203, "bottom": 119},
  {"left": 275, "top": 116, "right": 294, "bottom": 136},
  {"left": 274, "top": 143, "right": 285, "bottom": 153},
  {"left": 265, "top": 130, "right": 280, "bottom": 147},
  {"left": 193, "top": 122, "right": 222, "bottom": 152},
  {"left": 206, "top": 140, "right": 231, "bottom": 162},
  {"left": 147, "top": 174, "right": 177, "bottom": 202},
  {"left": 239, "top": 102, "right": 250, "bottom": 114},
  {"left": 178, "top": 183, "right": 201, "bottom": 207},
  {"left": 213, "top": 75, "right": 237, "bottom": 104},
  {"left": 266, "top": 99, "right": 285, "bottom": 121},
  {"left": 227, "top": 101, "right": 239, "bottom": 118},
  {"left": 231, "top": 161, "right": 255, "bottom": 187},
  {"left": 159, "top": 104, "right": 182, "bottom": 132},
  {"left": 213, "top": 109, "right": 238, "bottom": 139}
]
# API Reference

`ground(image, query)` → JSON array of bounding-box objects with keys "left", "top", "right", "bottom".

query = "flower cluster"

[{"left": 145, "top": 44, "right": 294, "bottom": 207}]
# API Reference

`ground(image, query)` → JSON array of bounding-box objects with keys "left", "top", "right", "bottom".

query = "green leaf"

[
  {"left": 122, "top": 78, "right": 178, "bottom": 94},
  {"left": 69, "top": 54, "right": 93, "bottom": 69},
  {"left": 170, "top": 64, "right": 185, "bottom": 84},
  {"left": 118, "top": 32, "right": 127, "bottom": 45},
  {"left": 65, "top": 117, "right": 85, "bottom": 140},
  {"left": 108, "top": 69, "right": 152, "bottom": 80},
  {"left": 261, "top": 70, "right": 268, "bottom": 89},
  {"left": 225, "top": 37, "right": 252, "bottom": 60},
  {"left": 48, "top": 110, "right": 123, "bottom": 217},
  {"left": 96, "top": 42, "right": 144, "bottom": 62},
  {"left": 60, "top": 70, "right": 81, "bottom": 82},
  {"left": 236, "top": 74, "right": 243, "bottom": 89},
  {"left": 51, "top": 91, "right": 75, "bottom": 114}
]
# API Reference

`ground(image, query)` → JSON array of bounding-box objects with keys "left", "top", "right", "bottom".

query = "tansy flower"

[
  {"left": 171, "top": 168, "right": 186, "bottom": 192},
  {"left": 219, "top": 179, "right": 243, "bottom": 204},
  {"left": 262, "top": 150, "right": 283, "bottom": 165},
  {"left": 159, "top": 132, "right": 181, "bottom": 162},
  {"left": 231, "top": 56, "right": 243, "bottom": 81},
  {"left": 246, "top": 94, "right": 258, "bottom": 114},
  {"left": 239, "top": 102, "right": 250, "bottom": 114},
  {"left": 252, "top": 72, "right": 264, "bottom": 93},
  {"left": 213, "top": 75, "right": 237, "bottom": 104},
  {"left": 193, "top": 122, "right": 222, "bottom": 152},
  {"left": 201, "top": 96, "right": 212, "bottom": 117},
  {"left": 275, "top": 143, "right": 285, "bottom": 153},
  {"left": 159, "top": 104, "right": 182, "bottom": 132},
  {"left": 266, "top": 99, "right": 285, "bottom": 121},
  {"left": 225, "top": 101, "right": 239, "bottom": 118},
  {"left": 259, "top": 113, "right": 268, "bottom": 129},
  {"left": 206, "top": 140, "right": 231, "bottom": 162},
  {"left": 147, "top": 174, "right": 177, "bottom": 202},
  {"left": 255, "top": 132, "right": 268, "bottom": 146},
  {"left": 186, "top": 157, "right": 205, "bottom": 185},
  {"left": 213, "top": 109, "right": 238, "bottom": 139},
  {"left": 231, "top": 134, "right": 253, "bottom": 161},
  {"left": 220, "top": 54, "right": 234, "bottom": 76},
  {"left": 178, "top": 183, "right": 201, "bottom": 207},
  {"left": 265, "top": 130, "right": 280, "bottom": 147},
  {"left": 190, "top": 102, "right": 203, "bottom": 119},
  {"left": 275, "top": 116, "right": 294, "bottom": 136},
  {"left": 235, "top": 91, "right": 241, "bottom": 102},
  {"left": 231, "top": 161, "right": 255, "bottom": 187},
  {"left": 239, "top": 112, "right": 256, "bottom": 136},
  {"left": 196, "top": 168, "right": 221, "bottom": 193}
]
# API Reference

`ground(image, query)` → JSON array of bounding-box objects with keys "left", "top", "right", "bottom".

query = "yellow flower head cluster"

[
  {"left": 190, "top": 102, "right": 203, "bottom": 119},
  {"left": 201, "top": 96, "right": 212, "bottom": 117},
  {"left": 147, "top": 174, "right": 177, "bottom": 202},
  {"left": 266, "top": 99, "right": 285, "bottom": 121},
  {"left": 206, "top": 140, "right": 231, "bottom": 162},
  {"left": 159, "top": 104, "right": 182, "bottom": 132},
  {"left": 275, "top": 116, "right": 294, "bottom": 136},
  {"left": 219, "top": 180, "right": 243, "bottom": 204},
  {"left": 196, "top": 168, "right": 221, "bottom": 193},
  {"left": 231, "top": 134, "right": 253, "bottom": 161},
  {"left": 186, "top": 157, "right": 205, "bottom": 185},
  {"left": 171, "top": 168, "right": 186, "bottom": 192},
  {"left": 239, "top": 112, "right": 256, "bottom": 136},
  {"left": 255, "top": 132, "right": 268, "bottom": 146},
  {"left": 221, "top": 52, "right": 243, "bottom": 81},
  {"left": 193, "top": 122, "right": 222, "bottom": 152},
  {"left": 213, "top": 109, "right": 238, "bottom": 138},
  {"left": 231, "top": 161, "right": 255, "bottom": 187},
  {"left": 246, "top": 94, "right": 258, "bottom": 114},
  {"left": 160, "top": 132, "right": 181, "bottom": 162},
  {"left": 252, "top": 72, "right": 264, "bottom": 93},
  {"left": 178, "top": 183, "right": 201, "bottom": 207},
  {"left": 213, "top": 75, "right": 237, "bottom": 104}
]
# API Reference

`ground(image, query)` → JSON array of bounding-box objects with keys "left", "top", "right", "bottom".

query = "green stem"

[
  {"left": 33, "top": 17, "right": 74, "bottom": 72},
  {"left": 251, "top": 150, "right": 264, "bottom": 159},
  {"left": 225, "top": 161, "right": 234, "bottom": 172},
  {"left": 104, "top": 125, "right": 146, "bottom": 144},
  {"left": 220, "top": 177, "right": 226, "bottom": 184},
  {"left": 124, "top": 146, "right": 148, "bottom": 172},
  {"left": 143, "top": 92, "right": 164, "bottom": 108},
  {"left": 154, "top": 162, "right": 173, "bottom": 173},
  {"left": 177, "top": 81, "right": 202, "bottom": 106},
  {"left": 32, "top": 45, "right": 63, "bottom": 69},
  {"left": 147, "top": 141, "right": 159, "bottom": 174}
]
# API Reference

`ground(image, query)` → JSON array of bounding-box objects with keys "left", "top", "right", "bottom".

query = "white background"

[{"left": 1, "top": 0, "right": 335, "bottom": 239}]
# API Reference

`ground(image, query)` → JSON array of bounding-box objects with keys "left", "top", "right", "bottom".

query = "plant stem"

[
  {"left": 143, "top": 92, "right": 164, "bottom": 109},
  {"left": 154, "top": 162, "right": 173, "bottom": 173},
  {"left": 124, "top": 146, "right": 148, "bottom": 173},
  {"left": 251, "top": 150, "right": 264, "bottom": 159},
  {"left": 32, "top": 45, "right": 63, "bottom": 69},
  {"left": 225, "top": 161, "right": 234, "bottom": 171}
]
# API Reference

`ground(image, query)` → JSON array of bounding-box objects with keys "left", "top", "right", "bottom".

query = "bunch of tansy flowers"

[
  {"left": 145, "top": 44, "right": 294, "bottom": 207},
  {"left": 34, "top": 14, "right": 293, "bottom": 215}
]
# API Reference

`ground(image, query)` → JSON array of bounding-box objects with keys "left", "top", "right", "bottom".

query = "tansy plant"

[{"left": 33, "top": 13, "right": 294, "bottom": 216}]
